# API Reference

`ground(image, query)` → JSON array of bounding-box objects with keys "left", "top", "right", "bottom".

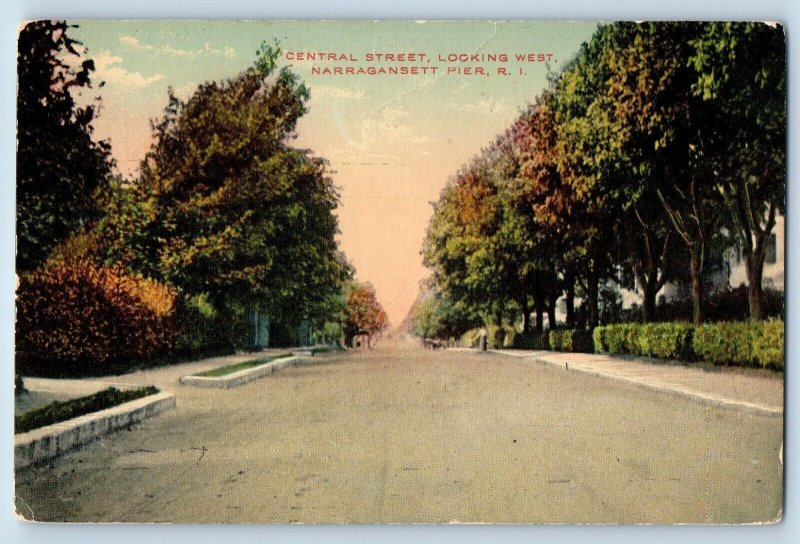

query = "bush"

[
  {"left": 694, "top": 320, "right": 784, "bottom": 369},
  {"left": 513, "top": 330, "right": 550, "bottom": 350},
  {"left": 751, "top": 320, "right": 784, "bottom": 369},
  {"left": 594, "top": 320, "right": 783, "bottom": 369},
  {"left": 549, "top": 329, "right": 594, "bottom": 353},
  {"left": 634, "top": 323, "right": 695, "bottom": 360},
  {"left": 597, "top": 322, "right": 693, "bottom": 359},
  {"left": 16, "top": 261, "right": 178, "bottom": 376},
  {"left": 15, "top": 386, "right": 159, "bottom": 434},
  {"left": 459, "top": 324, "right": 515, "bottom": 348},
  {"left": 600, "top": 323, "right": 639, "bottom": 355},
  {"left": 693, "top": 322, "right": 750, "bottom": 366}
]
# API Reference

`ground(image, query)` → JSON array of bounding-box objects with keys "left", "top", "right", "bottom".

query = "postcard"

[{"left": 14, "top": 19, "right": 785, "bottom": 524}]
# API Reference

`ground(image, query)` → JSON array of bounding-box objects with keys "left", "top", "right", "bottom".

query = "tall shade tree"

[
  {"left": 688, "top": 22, "right": 786, "bottom": 320},
  {"left": 600, "top": 22, "right": 727, "bottom": 324},
  {"left": 549, "top": 26, "right": 623, "bottom": 327},
  {"left": 99, "top": 41, "right": 352, "bottom": 330},
  {"left": 17, "top": 20, "right": 112, "bottom": 272}
]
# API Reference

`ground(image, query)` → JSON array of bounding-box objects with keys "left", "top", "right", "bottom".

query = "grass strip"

[
  {"left": 15, "top": 386, "right": 159, "bottom": 434},
  {"left": 194, "top": 353, "right": 294, "bottom": 378}
]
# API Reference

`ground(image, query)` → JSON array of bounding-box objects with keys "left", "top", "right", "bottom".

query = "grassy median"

[{"left": 193, "top": 353, "right": 294, "bottom": 378}]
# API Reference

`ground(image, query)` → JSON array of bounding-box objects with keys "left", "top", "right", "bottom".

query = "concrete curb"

[
  {"left": 15, "top": 391, "right": 176, "bottom": 469},
  {"left": 485, "top": 349, "right": 783, "bottom": 417},
  {"left": 179, "top": 355, "right": 302, "bottom": 388}
]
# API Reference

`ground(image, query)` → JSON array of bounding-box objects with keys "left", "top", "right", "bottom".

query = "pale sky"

[{"left": 70, "top": 20, "right": 599, "bottom": 325}]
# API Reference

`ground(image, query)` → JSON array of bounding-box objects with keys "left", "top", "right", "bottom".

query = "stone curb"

[
  {"left": 484, "top": 349, "right": 783, "bottom": 417},
  {"left": 15, "top": 391, "right": 176, "bottom": 469},
  {"left": 179, "top": 355, "right": 302, "bottom": 388}
]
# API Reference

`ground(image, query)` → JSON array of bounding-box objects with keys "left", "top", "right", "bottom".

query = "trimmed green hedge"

[
  {"left": 15, "top": 386, "right": 159, "bottom": 434},
  {"left": 593, "top": 320, "right": 784, "bottom": 370},
  {"left": 549, "top": 329, "right": 594, "bottom": 353}
]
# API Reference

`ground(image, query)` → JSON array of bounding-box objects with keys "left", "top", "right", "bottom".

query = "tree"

[
  {"left": 548, "top": 27, "right": 624, "bottom": 327},
  {"left": 344, "top": 282, "right": 388, "bottom": 348},
  {"left": 17, "top": 20, "right": 113, "bottom": 272},
  {"left": 599, "top": 22, "right": 727, "bottom": 324},
  {"left": 98, "top": 41, "right": 352, "bottom": 337},
  {"left": 688, "top": 22, "right": 786, "bottom": 320}
]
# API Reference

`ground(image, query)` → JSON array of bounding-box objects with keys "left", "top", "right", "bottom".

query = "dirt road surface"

[{"left": 14, "top": 341, "right": 783, "bottom": 524}]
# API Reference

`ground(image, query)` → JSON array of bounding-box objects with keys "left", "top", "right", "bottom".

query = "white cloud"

[
  {"left": 93, "top": 50, "right": 164, "bottom": 89},
  {"left": 331, "top": 105, "right": 434, "bottom": 162},
  {"left": 310, "top": 85, "right": 366, "bottom": 101},
  {"left": 118, "top": 35, "right": 236, "bottom": 59},
  {"left": 446, "top": 97, "right": 511, "bottom": 115},
  {"left": 119, "top": 35, "right": 140, "bottom": 47}
]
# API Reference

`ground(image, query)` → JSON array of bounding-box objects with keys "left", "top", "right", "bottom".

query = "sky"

[{"left": 69, "top": 20, "right": 599, "bottom": 326}]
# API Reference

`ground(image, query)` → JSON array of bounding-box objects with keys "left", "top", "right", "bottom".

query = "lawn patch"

[{"left": 194, "top": 353, "right": 293, "bottom": 377}]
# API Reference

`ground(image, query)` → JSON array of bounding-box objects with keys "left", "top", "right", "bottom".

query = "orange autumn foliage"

[{"left": 16, "top": 260, "right": 178, "bottom": 376}]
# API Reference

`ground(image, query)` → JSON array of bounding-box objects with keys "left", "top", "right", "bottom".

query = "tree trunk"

[
  {"left": 689, "top": 245, "right": 705, "bottom": 325},
  {"left": 547, "top": 296, "right": 557, "bottom": 330},
  {"left": 520, "top": 299, "right": 530, "bottom": 334},
  {"left": 587, "top": 261, "right": 599, "bottom": 328},
  {"left": 534, "top": 287, "right": 544, "bottom": 332},
  {"left": 745, "top": 241, "right": 767, "bottom": 321},
  {"left": 565, "top": 271, "right": 575, "bottom": 327},
  {"left": 642, "top": 277, "right": 659, "bottom": 323}
]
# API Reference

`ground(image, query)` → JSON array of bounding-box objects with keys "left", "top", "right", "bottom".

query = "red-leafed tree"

[{"left": 344, "top": 282, "right": 388, "bottom": 348}]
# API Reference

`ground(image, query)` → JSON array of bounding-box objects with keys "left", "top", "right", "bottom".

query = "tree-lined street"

[{"left": 15, "top": 342, "right": 782, "bottom": 524}]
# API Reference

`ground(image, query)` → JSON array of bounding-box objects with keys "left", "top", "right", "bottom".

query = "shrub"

[
  {"left": 693, "top": 322, "right": 753, "bottom": 366},
  {"left": 513, "top": 330, "right": 550, "bottom": 350},
  {"left": 693, "top": 320, "right": 784, "bottom": 369},
  {"left": 16, "top": 261, "right": 178, "bottom": 376},
  {"left": 594, "top": 320, "right": 783, "bottom": 370},
  {"left": 600, "top": 323, "right": 638, "bottom": 355},
  {"left": 593, "top": 326, "right": 607, "bottom": 353},
  {"left": 634, "top": 323, "right": 695, "bottom": 360},
  {"left": 751, "top": 320, "right": 784, "bottom": 370},
  {"left": 549, "top": 329, "right": 594, "bottom": 353},
  {"left": 460, "top": 328, "right": 482, "bottom": 348},
  {"left": 15, "top": 386, "right": 159, "bottom": 434},
  {"left": 459, "top": 324, "right": 515, "bottom": 348}
]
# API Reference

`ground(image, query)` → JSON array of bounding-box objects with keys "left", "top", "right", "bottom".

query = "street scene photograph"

[{"left": 13, "top": 19, "right": 785, "bottom": 523}]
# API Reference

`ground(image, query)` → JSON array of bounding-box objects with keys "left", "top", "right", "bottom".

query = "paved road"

[{"left": 14, "top": 342, "right": 783, "bottom": 523}]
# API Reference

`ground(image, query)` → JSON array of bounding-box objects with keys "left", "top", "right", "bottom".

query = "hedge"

[
  {"left": 15, "top": 386, "right": 159, "bottom": 434},
  {"left": 549, "top": 329, "right": 594, "bottom": 353},
  {"left": 593, "top": 320, "right": 784, "bottom": 370},
  {"left": 512, "top": 331, "right": 550, "bottom": 350},
  {"left": 460, "top": 325, "right": 516, "bottom": 348}
]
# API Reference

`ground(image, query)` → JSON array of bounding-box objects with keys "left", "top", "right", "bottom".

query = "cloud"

[
  {"left": 331, "top": 105, "right": 434, "bottom": 162},
  {"left": 118, "top": 35, "right": 236, "bottom": 58},
  {"left": 202, "top": 42, "right": 236, "bottom": 58},
  {"left": 446, "top": 97, "right": 511, "bottom": 115},
  {"left": 309, "top": 85, "right": 366, "bottom": 101},
  {"left": 93, "top": 51, "right": 164, "bottom": 89}
]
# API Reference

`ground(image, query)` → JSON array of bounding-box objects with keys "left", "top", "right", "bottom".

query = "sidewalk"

[
  {"left": 19, "top": 350, "right": 294, "bottom": 399},
  {"left": 487, "top": 349, "right": 784, "bottom": 416}
]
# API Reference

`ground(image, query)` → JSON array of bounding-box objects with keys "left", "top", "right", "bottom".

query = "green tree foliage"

[
  {"left": 423, "top": 21, "right": 785, "bottom": 335},
  {"left": 96, "top": 41, "right": 352, "bottom": 335},
  {"left": 17, "top": 20, "right": 113, "bottom": 272},
  {"left": 688, "top": 22, "right": 786, "bottom": 320}
]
